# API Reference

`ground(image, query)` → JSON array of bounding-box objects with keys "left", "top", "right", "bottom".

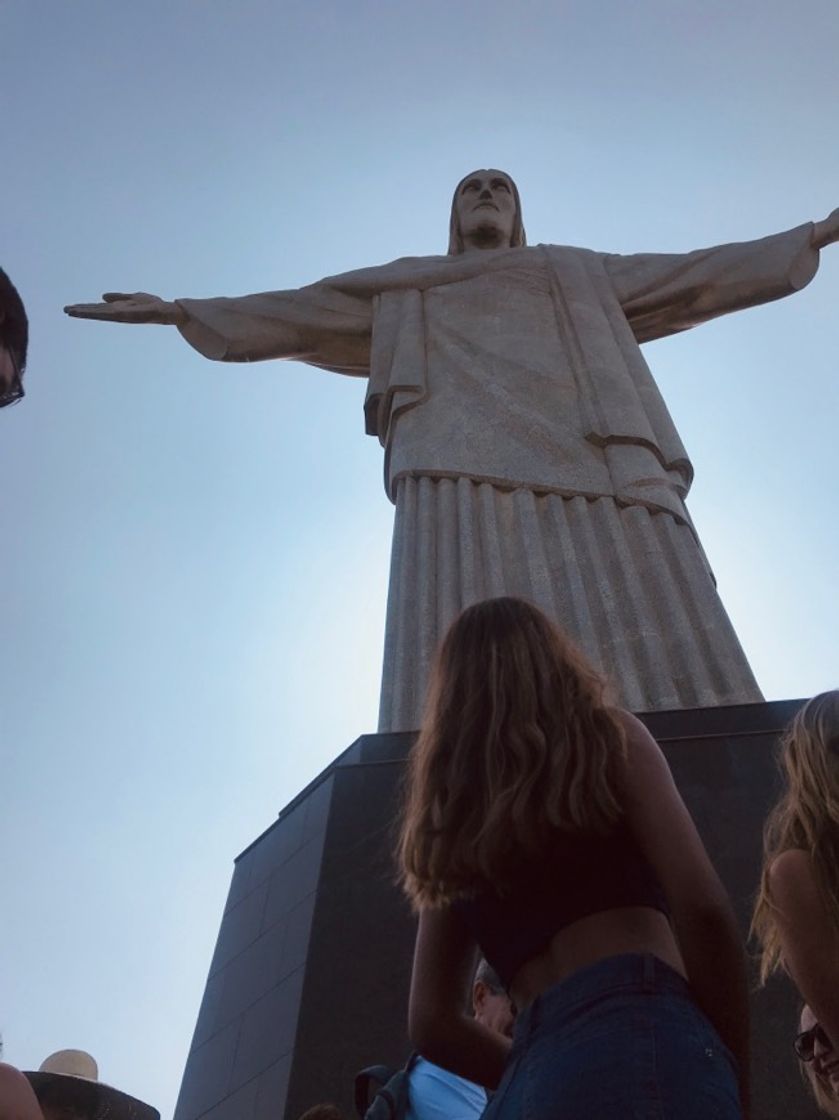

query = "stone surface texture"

[{"left": 175, "top": 704, "right": 820, "bottom": 1120}]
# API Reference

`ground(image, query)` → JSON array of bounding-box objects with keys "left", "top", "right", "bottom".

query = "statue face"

[{"left": 454, "top": 170, "right": 517, "bottom": 249}]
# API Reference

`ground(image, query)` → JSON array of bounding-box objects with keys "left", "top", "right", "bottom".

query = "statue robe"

[{"left": 176, "top": 225, "right": 818, "bottom": 730}]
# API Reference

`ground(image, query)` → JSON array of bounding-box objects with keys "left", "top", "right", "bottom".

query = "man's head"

[
  {"left": 34, "top": 1084, "right": 91, "bottom": 1120},
  {"left": 0, "top": 268, "right": 27, "bottom": 407},
  {"left": 448, "top": 170, "right": 526, "bottom": 255},
  {"left": 296, "top": 1105, "right": 344, "bottom": 1120},
  {"left": 797, "top": 1005, "right": 839, "bottom": 1117},
  {"left": 472, "top": 958, "right": 515, "bottom": 1038},
  {"left": 24, "top": 1050, "right": 159, "bottom": 1120}
]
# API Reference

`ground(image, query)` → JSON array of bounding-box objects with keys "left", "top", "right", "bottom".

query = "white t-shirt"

[{"left": 405, "top": 1056, "right": 488, "bottom": 1120}]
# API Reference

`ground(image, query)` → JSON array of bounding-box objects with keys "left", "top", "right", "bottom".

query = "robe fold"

[{"left": 176, "top": 224, "right": 818, "bottom": 730}]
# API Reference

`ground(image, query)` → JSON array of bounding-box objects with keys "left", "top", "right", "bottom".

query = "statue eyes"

[{"left": 461, "top": 180, "right": 511, "bottom": 195}]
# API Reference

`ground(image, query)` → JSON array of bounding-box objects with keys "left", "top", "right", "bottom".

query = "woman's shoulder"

[
  {"left": 611, "top": 707, "right": 656, "bottom": 747},
  {"left": 768, "top": 848, "right": 815, "bottom": 886},
  {"left": 767, "top": 848, "right": 822, "bottom": 914},
  {"left": 608, "top": 709, "right": 670, "bottom": 793},
  {"left": 769, "top": 847, "right": 812, "bottom": 870}
]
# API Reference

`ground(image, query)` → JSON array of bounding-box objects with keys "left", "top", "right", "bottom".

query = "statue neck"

[{"left": 461, "top": 229, "right": 510, "bottom": 253}]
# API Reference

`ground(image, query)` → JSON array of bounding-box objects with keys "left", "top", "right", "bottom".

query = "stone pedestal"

[{"left": 173, "top": 700, "right": 819, "bottom": 1120}]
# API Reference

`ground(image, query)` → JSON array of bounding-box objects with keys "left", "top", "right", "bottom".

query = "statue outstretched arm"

[
  {"left": 64, "top": 249, "right": 508, "bottom": 374},
  {"left": 66, "top": 281, "right": 374, "bottom": 374},
  {"left": 604, "top": 221, "right": 822, "bottom": 345}
]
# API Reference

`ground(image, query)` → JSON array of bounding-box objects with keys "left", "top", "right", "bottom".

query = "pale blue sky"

[{"left": 1, "top": 2, "right": 837, "bottom": 1116}]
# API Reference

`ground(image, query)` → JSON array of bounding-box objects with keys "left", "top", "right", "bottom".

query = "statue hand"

[
  {"left": 812, "top": 208, "right": 839, "bottom": 249},
  {"left": 64, "top": 292, "right": 186, "bottom": 325}
]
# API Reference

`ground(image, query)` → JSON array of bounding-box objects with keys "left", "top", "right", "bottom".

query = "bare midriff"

[{"left": 509, "top": 906, "right": 686, "bottom": 1011}]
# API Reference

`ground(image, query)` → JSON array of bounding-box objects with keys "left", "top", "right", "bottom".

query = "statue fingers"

[
  {"left": 64, "top": 298, "right": 158, "bottom": 322},
  {"left": 102, "top": 291, "right": 161, "bottom": 303},
  {"left": 64, "top": 302, "right": 125, "bottom": 320}
]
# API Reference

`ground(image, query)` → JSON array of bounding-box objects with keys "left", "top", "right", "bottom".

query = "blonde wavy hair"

[
  {"left": 752, "top": 690, "right": 839, "bottom": 982},
  {"left": 397, "top": 597, "right": 627, "bottom": 910}
]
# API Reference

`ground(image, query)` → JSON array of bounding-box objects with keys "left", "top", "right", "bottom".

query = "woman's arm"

[
  {"left": 409, "top": 908, "right": 511, "bottom": 1089},
  {"left": 617, "top": 711, "right": 751, "bottom": 1115},
  {"left": 767, "top": 848, "right": 839, "bottom": 1049}
]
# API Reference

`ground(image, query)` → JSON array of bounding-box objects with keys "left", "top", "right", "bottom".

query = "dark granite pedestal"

[{"left": 173, "top": 700, "right": 819, "bottom": 1120}]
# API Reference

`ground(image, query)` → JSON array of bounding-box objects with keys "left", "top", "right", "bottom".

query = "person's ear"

[{"left": 472, "top": 980, "right": 488, "bottom": 1016}]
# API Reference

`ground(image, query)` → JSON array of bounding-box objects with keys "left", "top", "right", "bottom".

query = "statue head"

[{"left": 448, "top": 169, "right": 526, "bottom": 255}]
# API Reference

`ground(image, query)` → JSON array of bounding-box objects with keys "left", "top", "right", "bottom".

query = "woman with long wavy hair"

[
  {"left": 397, "top": 597, "right": 749, "bottom": 1120},
  {"left": 752, "top": 690, "right": 839, "bottom": 1055}
]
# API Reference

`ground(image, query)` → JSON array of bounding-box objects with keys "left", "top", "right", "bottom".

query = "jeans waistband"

[{"left": 515, "top": 953, "right": 692, "bottom": 1037}]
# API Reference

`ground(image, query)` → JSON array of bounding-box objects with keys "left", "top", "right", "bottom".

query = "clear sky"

[{"left": 1, "top": 1, "right": 837, "bottom": 1116}]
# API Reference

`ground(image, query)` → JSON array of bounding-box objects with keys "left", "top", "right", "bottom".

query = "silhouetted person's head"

[
  {"left": 25, "top": 1050, "right": 159, "bottom": 1120},
  {"left": 296, "top": 1104, "right": 344, "bottom": 1120},
  {"left": 0, "top": 269, "right": 27, "bottom": 407}
]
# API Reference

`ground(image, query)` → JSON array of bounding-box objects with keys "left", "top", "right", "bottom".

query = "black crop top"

[{"left": 451, "top": 824, "right": 669, "bottom": 989}]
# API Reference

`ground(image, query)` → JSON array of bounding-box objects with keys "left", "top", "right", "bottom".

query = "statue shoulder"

[
  {"left": 538, "top": 241, "right": 601, "bottom": 259},
  {"left": 317, "top": 253, "right": 451, "bottom": 293}
]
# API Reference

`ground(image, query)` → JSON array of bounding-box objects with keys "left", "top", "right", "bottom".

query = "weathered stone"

[{"left": 65, "top": 173, "right": 839, "bottom": 728}]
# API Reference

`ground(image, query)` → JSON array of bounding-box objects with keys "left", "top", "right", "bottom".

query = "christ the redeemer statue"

[{"left": 66, "top": 171, "right": 839, "bottom": 731}]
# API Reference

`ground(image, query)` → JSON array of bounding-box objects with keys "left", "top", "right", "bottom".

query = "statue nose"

[{"left": 479, "top": 189, "right": 492, "bottom": 199}]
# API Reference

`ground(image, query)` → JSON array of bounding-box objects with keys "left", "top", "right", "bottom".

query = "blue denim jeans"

[{"left": 483, "top": 953, "right": 742, "bottom": 1120}]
